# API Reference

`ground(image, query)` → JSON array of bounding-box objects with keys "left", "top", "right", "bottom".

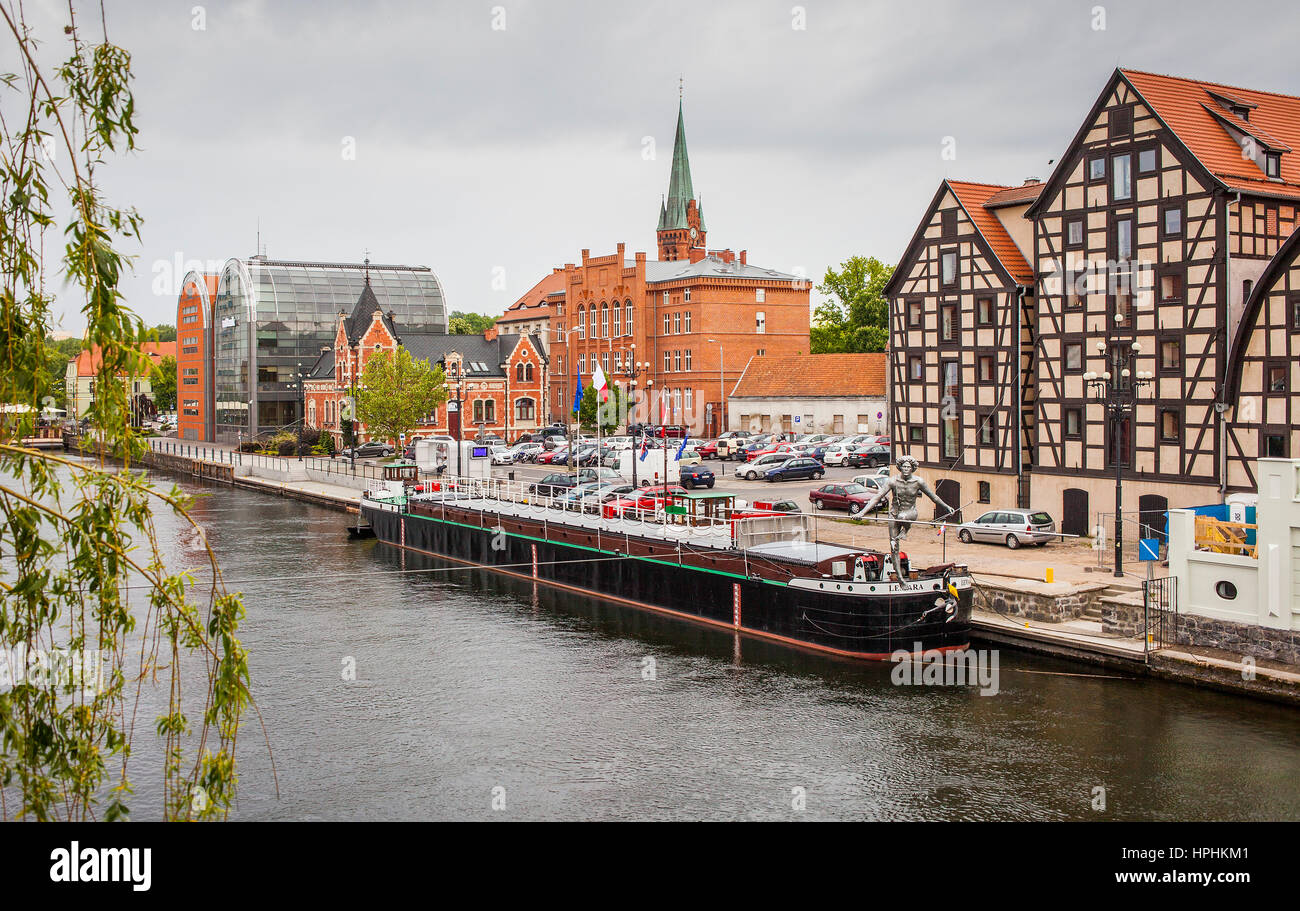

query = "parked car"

[
  {"left": 735, "top": 453, "right": 794, "bottom": 481},
  {"left": 537, "top": 446, "right": 567, "bottom": 465},
  {"left": 575, "top": 466, "right": 623, "bottom": 485},
  {"left": 764, "top": 457, "right": 826, "bottom": 482},
  {"left": 341, "top": 441, "right": 393, "bottom": 459},
  {"left": 602, "top": 484, "right": 690, "bottom": 518},
  {"left": 489, "top": 445, "right": 514, "bottom": 465},
  {"left": 714, "top": 430, "right": 753, "bottom": 460},
  {"left": 697, "top": 440, "right": 720, "bottom": 459},
  {"left": 850, "top": 475, "right": 891, "bottom": 510},
  {"left": 679, "top": 463, "right": 716, "bottom": 489},
  {"left": 845, "top": 444, "right": 891, "bottom": 469},
  {"left": 746, "top": 442, "right": 797, "bottom": 462},
  {"left": 957, "top": 509, "right": 1057, "bottom": 548},
  {"left": 821, "top": 443, "right": 863, "bottom": 467},
  {"left": 512, "top": 442, "right": 543, "bottom": 461},
  {"left": 808, "top": 482, "right": 882, "bottom": 515},
  {"left": 529, "top": 473, "right": 579, "bottom": 497},
  {"left": 566, "top": 482, "right": 637, "bottom": 512}
]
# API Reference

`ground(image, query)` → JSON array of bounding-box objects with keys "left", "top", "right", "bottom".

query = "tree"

[
  {"left": 152, "top": 323, "right": 176, "bottom": 342},
  {"left": 355, "top": 348, "right": 448, "bottom": 448},
  {"left": 810, "top": 256, "right": 895, "bottom": 353},
  {"left": 341, "top": 417, "right": 356, "bottom": 449},
  {"left": 1, "top": 5, "right": 252, "bottom": 821},
  {"left": 578, "top": 383, "right": 626, "bottom": 435},
  {"left": 448, "top": 311, "right": 497, "bottom": 335},
  {"left": 152, "top": 354, "right": 177, "bottom": 411}
]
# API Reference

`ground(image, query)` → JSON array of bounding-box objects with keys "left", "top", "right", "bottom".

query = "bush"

[
  {"left": 278, "top": 438, "right": 296, "bottom": 456},
  {"left": 300, "top": 427, "right": 321, "bottom": 447},
  {"left": 237, "top": 440, "right": 260, "bottom": 452}
]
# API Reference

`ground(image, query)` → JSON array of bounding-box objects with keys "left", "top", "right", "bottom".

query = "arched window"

[
  {"left": 516, "top": 397, "right": 536, "bottom": 421},
  {"left": 624, "top": 300, "right": 633, "bottom": 336},
  {"left": 600, "top": 302, "right": 609, "bottom": 338},
  {"left": 515, "top": 363, "right": 524, "bottom": 381},
  {"left": 524, "top": 363, "right": 534, "bottom": 382},
  {"left": 588, "top": 306, "right": 596, "bottom": 339},
  {"left": 577, "top": 305, "right": 586, "bottom": 339},
  {"left": 308, "top": 400, "right": 317, "bottom": 426},
  {"left": 612, "top": 302, "right": 621, "bottom": 337}
]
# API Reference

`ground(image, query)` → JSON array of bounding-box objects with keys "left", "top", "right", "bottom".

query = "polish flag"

[{"left": 592, "top": 363, "right": 609, "bottom": 401}]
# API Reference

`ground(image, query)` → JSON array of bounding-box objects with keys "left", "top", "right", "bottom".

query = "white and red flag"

[{"left": 592, "top": 363, "right": 609, "bottom": 401}]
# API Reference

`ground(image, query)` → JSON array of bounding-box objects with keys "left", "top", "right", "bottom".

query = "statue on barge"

[{"left": 861, "top": 455, "right": 955, "bottom": 578}]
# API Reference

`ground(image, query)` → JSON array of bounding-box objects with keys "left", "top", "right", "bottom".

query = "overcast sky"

[{"left": 23, "top": 0, "right": 1300, "bottom": 333}]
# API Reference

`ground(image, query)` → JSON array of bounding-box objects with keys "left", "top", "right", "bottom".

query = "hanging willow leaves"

[{"left": 0, "top": 1, "right": 260, "bottom": 821}]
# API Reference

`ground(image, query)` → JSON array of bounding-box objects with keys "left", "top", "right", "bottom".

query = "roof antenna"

[{"left": 363, "top": 248, "right": 371, "bottom": 285}]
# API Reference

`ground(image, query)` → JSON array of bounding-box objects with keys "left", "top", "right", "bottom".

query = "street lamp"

[
  {"left": 621, "top": 347, "right": 653, "bottom": 489},
  {"left": 1084, "top": 335, "right": 1153, "bottom": 577},
  {"left": 295, "top": 361, "right": 307, "bottom": 461},
  {"left": 707, "top": 337, "right": 724, "bottom": 437}
]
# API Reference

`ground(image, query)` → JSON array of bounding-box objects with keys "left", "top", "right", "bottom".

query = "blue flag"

[
  {"left": 572, "top": 372, "right": 583, "bottom": 414},
  {"left": 674, "top": 436, "right": 688, "bottom": 461}
]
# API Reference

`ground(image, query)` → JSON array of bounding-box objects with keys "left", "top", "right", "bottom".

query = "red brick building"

[
  {"left": 505, "top": 100, "right": 811, "bottom": 436},
  {"left": 306, "top": 279, "right": 548, "bottom": 447},
  {"left": 175, "top": 272, "right": 219, "bottom": 441}
]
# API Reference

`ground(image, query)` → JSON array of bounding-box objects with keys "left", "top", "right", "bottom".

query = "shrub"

[
  {"left": 277, "top": 438, "right": 296, "bottom": 456},
  {"left": 300, "top": 427, "right": 321, "bottom": 447}
]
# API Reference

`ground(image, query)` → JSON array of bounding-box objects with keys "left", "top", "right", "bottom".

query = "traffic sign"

[{"left": 1138, "top": 538, "right": 1160, "bottom": 561}]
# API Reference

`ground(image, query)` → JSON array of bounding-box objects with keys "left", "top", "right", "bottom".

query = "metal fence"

[
  {"left": 1093, "top": 511, "right": 1168, "bottom": 567},
  {"left": 1142, "top": 575, "right": 1178, "bottom": 657}
]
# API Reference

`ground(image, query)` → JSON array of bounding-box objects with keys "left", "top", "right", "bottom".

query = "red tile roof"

[
  {"left": 73, "top": 341, "right": 176, "bottom": 377},
  {"left": 500, "top": 269, "right": 566, "bottom": 321},
  {"left": 945, "top": 181, "right": 1035, "bottom": 284},
  {"left": 982, "top": 182, "right": 1045, "bottom": 208},
  {"left": 730, "top": 353, "right": 887, "bottom": 399},
  {"left": 1122, "top": 69, "right": 1300, "bottom": 201}
]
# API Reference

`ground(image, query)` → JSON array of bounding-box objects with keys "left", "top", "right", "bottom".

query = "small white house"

[
  {"left": 727, "top": 352, "right": 888, "bottom": 436},
  {"left": 1167, "top": 458, "right": 1300, "bottom": 658}
]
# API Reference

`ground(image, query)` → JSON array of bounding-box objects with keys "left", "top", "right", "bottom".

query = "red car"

[
  {"left": 746, "top": 443, "right": 796, "bottom": 462},
  {"left": 808, "top": 482, "right": 880, "bottom": 515},
  {"left": 604, "top": 484, "right": 689, "bottom": 518},
  {"left": 536, "top": 447, "right": 567, "bottom": 465},
  {"left": 697, "top": 440, "right": 720, "bottom": 459}
]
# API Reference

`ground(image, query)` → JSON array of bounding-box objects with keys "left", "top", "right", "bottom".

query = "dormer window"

[
  {"left": 1265, "top": 152, "right": 1281, "bottom": 178},
  {"left": 1231, "top": 104, "right": 1250, "bottom": 121}
]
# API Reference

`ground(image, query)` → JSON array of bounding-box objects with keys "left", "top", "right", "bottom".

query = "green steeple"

[{"left": 658, "top": 100, "right": 701, "bottom": 231}]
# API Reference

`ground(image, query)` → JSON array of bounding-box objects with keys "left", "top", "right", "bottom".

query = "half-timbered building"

[
  {"left": 884, "top": 179, "right": 1039, "bottom": 517},
  {"left": 888, "top": 67, "right": 1300, "bottom": 533}
]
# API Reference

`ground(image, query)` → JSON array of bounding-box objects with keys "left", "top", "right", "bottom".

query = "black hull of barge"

[{"left": 362, "top": 505, "right": 972, "bottom": 660}]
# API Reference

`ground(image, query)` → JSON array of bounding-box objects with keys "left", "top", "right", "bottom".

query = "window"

[
  {"left": 977, "top": 297, "right": 993, "bottom": 326},
  {"left": 1292, "top": 295, "right": 1300, "bottom": 329},
  {"left": 1160, "top": 339, "right": 1182, "bottom": 371},
  {"left": 1160, "top": 207, "right": 1182, "bottom": 236},
  {"left": 1065, "top": 408, "right": 1082, "bottom": 438},
  {"left": 756, "top": 288, "right": 765, "bottom": 303},
  {"left": 941, "top": 208, "right": 957, "bottom": 238},
  {"left": 673, "top": 351, "right": 681, "bottom": 371},
  {"left": 684, "top": 311, "right": 692, "bottom": 333},
  {"left": 978, "top": 355, "right": 994, "bottom": 382},
  {"left": 1264, "top": 433, "right": 1288, "bottom": 457},
  {"left": 942, "top": 360, "right": 959, "bottom": 398},
  {"left": 979, "top": 413, "right": 996, "bottom": 446},
  {"left": 611, "top": 303, "right": 621, "bottom": 336},
  {"left": 1160, "top": 409, "right": 1180, "bottom": 441},
  {"left": 1088, "top": 156, "right": 1106, "bottom": 181},
  {"left": 1267, "top": 362, "right": 1287, "bottom": 393},
  {"left": 942, "top": 416, "right": 959, "bottom": 460},
  {"left": 909, "top": 355, "right": 923, "bottom": 381},
  {"left": 684, "top": 288, "right": 692, "bottom": 302},
  {"left": 940, "top": 304, "right": 958, "bottom": 342},
  {"left": 1138, "top": 147, "right": 1157, "bottom": 173},
  {"left": 684, "top": 349, "right": 692, "bottom": 370},
  {"left": 1067, "top": 219, "right": 1083, "bottom": 247},
  {"left": 673, "top": 312, "right": 681, "bottom": 334},
  {"left": 909, "top": 426, "right": 923, "bottom": 442},
  {"left": 579, "top": 353, "right": 586, "bottom": 374},
  {"left": 941, "top": 250, "right": 957, "bottom": 286},
  {"left": 1160, "top": 272, "right": 1184, "bottom": 302},
  {"left": 577, "top": 306, "right": 586, "bottom": 339},
  {"left": 1265, "top": 153, "right": 1281, "bottom": 178},
  {"left": 663, "top": 351, "right": 671, "bottom": 371},
  {"left": 1065, "top": 342, "right": 1083, "bottom": 371},
  {"left": 755, "top": 311, "right": 766, "bottom": 334},
  {"left": 684, "top": 388, "right": 693, "bottom": 413},
  {"left": 588, "top": 307, "right": 596, "bottom": 339},
  {"left": 1113, "top": 153, "right": 1132, "bottom": 200},
  {"left": 515, "top": 398, "right": 535, "bottom": 420},
  {"left": 1066, "top": 263, "right": 1085, "bottom": 309},
  {"left": 662, "top": 292, "right": 669, "bottom": 306},
  {"left": 908, "top": 300, "right": 922, "bottom": 328},
  {"left": 664, "top": 312, "right": 671, "bottom": 334},
  {"left": 1110, "top": 105, "right": 1133, "bottom": 138},
  {"left": 602, "top": 352, "right": 610, "bottom": 374},
  {"left": 978, "top": 481, "right": 991, "bottom": 504},
  {"left": 1216, "top": 581, "right": 1238, "bottom": 600},
  {"left": 832, "top": 415, "right": 844, "bottom": 434},
  {"left": 1115, "top": 218, "right": 1133, "bottom": 260},
  {"left": 600, "top": 304, "right": 608, "bottom": 338},
  {"left": 525, "top": 363, "right": 534, "bottom": 382},
  {"left": 516, "top": 363, "right": 525, "bottom": 381}
]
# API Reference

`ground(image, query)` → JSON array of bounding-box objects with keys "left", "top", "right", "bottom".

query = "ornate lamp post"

[
  {"left": 1084, "top": 335, "right": 1154, "bottom": 578},
  {"left": 295, "top": 361, "right": 308, "bottom": 461},
  {"left": 621, "top": 344, "right": 653, "bottom": 489}
]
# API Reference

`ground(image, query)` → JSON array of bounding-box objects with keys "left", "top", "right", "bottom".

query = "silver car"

[
  {"left": 957, "top": 509, "right": 1057, "bottom": 548},
  {"left": 735, "top": 453, "right": 792, "bottom": 481}
]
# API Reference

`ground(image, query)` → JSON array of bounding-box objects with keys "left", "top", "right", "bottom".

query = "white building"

[{"left": 727, "top": 352, "right": 888, "bottom": 436}]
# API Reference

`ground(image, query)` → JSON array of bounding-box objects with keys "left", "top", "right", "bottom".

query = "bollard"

[{"left": 1045, "top": 567, "right": 1054, "bottom": 584}]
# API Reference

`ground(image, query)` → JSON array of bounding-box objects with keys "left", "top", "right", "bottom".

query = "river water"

[{"left": 12, "top": 468, "right": 1300, "bottom": 820}]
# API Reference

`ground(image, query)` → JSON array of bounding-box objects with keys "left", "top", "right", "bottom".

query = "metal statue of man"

[{"left": 861, "top": 454, "right": 955, "bottom": 576}]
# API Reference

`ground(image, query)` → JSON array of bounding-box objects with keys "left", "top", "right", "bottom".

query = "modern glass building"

[{"left": 212, "top": 257, "right": 447, "bottom": 441}]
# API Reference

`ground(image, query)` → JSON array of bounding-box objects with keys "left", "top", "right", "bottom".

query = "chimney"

[
  {"left": 617, "top": 242, "right": 625, "bottom": 258},
  {"left": 1024, "top": 177, "right": 1041, "bottom": 185},
  {"left": 484, "top": 325, "right": 499, "bottom": 342},
  {"left": 739, "top": 250, "right": 747, "bottom": 265}
]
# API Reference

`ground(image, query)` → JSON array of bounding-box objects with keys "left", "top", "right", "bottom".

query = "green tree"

[
  {"left": 578, "top": 383, "right": 626, "bottom": 435},
  {"left": 355, "top": 348, "right": 448, "bottom": 448},
  {"left": 152, "top": 354, "right": 177, "bottom": 411},
  {"left": 341, "top": 417, "right": 356, "bottom": 449},
  {"left": 1, "top": 6, "right": 252, "bottom": 821},
  {"left": 448, "top": 311, "right": 497, "bottom": 335},
  {"left": 151, "top": 323, "right": 176, "bottom": 342},
  {"left": 811, "top": 256, "right": 895, "bottom": 353}
]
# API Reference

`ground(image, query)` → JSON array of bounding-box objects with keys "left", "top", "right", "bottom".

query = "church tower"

[{"left": 656, "top": 100, "right": 706, "bottom": 261}]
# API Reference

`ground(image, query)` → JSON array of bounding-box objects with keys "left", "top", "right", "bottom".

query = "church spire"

[{"left": 657, "top": 95, "right": 705, "bottom": 260}]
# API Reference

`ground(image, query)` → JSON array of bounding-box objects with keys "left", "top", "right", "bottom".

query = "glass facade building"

[{"left": 212, "top": 257, "right": 447, "bottom": 441}]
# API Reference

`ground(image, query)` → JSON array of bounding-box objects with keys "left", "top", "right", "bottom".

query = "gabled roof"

[
  {"left": 401, "top": 332, "right": 549, "bottom": 378},
  {"left": 730, "top": 353, "right": 887, "bottom": 399},
  {"left": 982, "top": 182, "right": 1045, "bottom": 209},
  {"left": 502, "top": 269, "right": 566, "bottom": 318},
  {"left": 72, "top": 341, "right": 176, "bottom": 377},
  {"left": 343, "top": 281, "right": 397, "bottom": 345},
  {"left": 945, "top": 181, "right": 1035, "bottom": 284},
  {"left": 307, "top": 347, "right": 335, "bottom": 381},
  {"left": 642, "top": 255, "right": 799, "bottom": 283},
  {"left": 1121, "top": 69, "right": 1300, "bottom": 200}
]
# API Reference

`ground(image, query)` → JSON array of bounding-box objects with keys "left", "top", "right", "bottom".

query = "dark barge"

[{"left": 359, "top": 479, "right": 973, "bottom": 660}]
